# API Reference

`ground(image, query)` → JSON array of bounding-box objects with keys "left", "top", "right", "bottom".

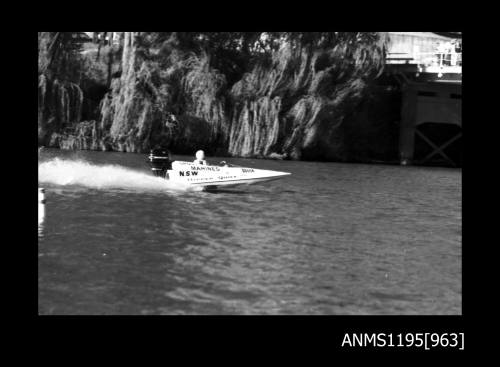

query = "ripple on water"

[{"left": 38, "top": 150, "right": 461, "bottom": 315}]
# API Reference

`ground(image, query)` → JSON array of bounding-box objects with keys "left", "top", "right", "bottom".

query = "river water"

[{"left": 38, "top": 148, "right": 461, "bottom": 315}]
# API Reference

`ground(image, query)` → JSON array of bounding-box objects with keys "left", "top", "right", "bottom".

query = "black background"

[{"left": 3, "top": 2, "right": 482, "bottom": 358}]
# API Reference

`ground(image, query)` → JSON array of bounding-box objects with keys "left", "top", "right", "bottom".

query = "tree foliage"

[
  {"left": 130, "top": 32, "right": 387, "bottom": 88},
  {"left": 38, "top": 32, "right": 87, "bottom": 78}
]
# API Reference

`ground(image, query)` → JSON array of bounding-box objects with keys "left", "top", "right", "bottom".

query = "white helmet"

[{"left": 195, "top": 150, "right": 205, "bottom": 160}]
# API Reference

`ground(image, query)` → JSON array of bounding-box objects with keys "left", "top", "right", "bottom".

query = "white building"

[{"left": 387, "top": 32, "right": 462, "bottom": 75}]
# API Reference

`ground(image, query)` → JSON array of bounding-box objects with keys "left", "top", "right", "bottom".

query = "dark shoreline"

[{"left": 39, "top": 146, "right": 461, "bottom": 169}]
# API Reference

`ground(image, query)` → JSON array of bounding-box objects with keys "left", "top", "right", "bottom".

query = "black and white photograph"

[{"left": 37, "top": 32, "right": 462, "bottom": 318}]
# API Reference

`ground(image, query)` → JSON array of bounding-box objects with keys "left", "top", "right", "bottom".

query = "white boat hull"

[{"left": 167, "top": 161, "right": 290, "bottom": 188}]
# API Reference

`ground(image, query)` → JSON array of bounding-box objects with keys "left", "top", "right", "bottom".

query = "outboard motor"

[{"left": 148, "top": 148, "right": 172, "bottom": 178}]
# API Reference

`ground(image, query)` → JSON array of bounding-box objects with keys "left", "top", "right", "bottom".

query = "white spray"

[{"left": 38, "top": 158, "right": 192, "bottom": 192}]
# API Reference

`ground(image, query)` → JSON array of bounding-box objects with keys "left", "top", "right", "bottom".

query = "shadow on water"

[{"left": 203, "top": 188, "right": 250, "bottom": 195}]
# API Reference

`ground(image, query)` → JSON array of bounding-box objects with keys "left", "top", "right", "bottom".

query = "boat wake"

[{"left": 38, "top": 158, "right": 193, "bottom": 192}]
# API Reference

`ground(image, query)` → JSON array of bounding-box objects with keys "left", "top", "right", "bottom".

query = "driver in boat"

[{"left": 193, "top": 150, "right": 207, "bottom": 165}]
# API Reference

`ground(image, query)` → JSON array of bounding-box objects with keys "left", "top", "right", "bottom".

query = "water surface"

[{"left": 38, "top": 149, "right": 461, "bottom": 314}]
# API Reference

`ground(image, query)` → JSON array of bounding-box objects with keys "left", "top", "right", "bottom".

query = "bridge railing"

[
  {"left": 413, "top": 51, "right": 462, "bottom": 68},
  {"left": 387, "top": 51, "right": 462, "bottom": 68}
]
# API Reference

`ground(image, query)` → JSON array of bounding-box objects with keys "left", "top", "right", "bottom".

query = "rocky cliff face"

[{"left": 38, "top": 32, "right": 399, "bottom": 162}]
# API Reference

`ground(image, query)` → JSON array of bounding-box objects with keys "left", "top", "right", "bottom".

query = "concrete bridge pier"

[{"left": 399, "top": 85, "right": 418, "bottom": 165}]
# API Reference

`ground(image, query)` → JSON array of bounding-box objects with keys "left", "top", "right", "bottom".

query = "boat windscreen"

[{"left": 216, "top": 161, "right": 243, "bottom": 168}]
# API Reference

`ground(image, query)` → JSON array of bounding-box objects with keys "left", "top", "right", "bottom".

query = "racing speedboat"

[{"left": 147, "top": 149, "right": 290, "bottom": 189}]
